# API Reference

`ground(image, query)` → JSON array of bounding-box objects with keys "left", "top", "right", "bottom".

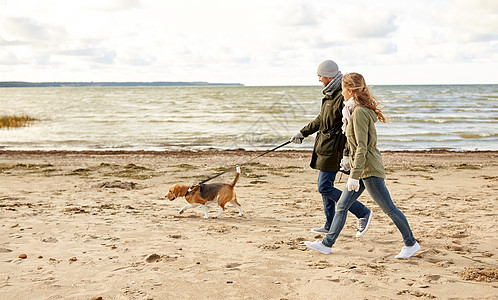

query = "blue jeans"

[
  {"left": 317, "top": 171, "right": 370, "bottom": 230},
  {"left": 322, "top": 176, "right": 416, "bottom": 247}
]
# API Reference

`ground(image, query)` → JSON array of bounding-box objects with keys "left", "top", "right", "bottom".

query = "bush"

[{"left": 0, "top": 115, "right": 37, "bottom": 128}]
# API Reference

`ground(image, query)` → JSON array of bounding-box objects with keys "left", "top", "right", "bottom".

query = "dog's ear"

[{"left": 172, "top": 184, "right": 182, "bottom": 196}]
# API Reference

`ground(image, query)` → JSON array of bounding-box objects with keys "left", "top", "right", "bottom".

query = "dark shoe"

[
  {"left": 356, "top": 210, "right": 373, "bottom": 237},
  {"left": 310, "top": 227, "right": 329, "bottom": 234}
]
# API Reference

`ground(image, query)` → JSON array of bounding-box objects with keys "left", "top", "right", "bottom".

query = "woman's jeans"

[
  {"left": 322, "top": 176, "right": 416, "bottom": 247},
  {"left": 318, "top": 171, "right": 370, "bottom": 230}
]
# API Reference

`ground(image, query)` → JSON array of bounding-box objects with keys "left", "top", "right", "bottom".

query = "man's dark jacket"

[{"left": 300, "top": 88, "right": 346, "bottom": 172}]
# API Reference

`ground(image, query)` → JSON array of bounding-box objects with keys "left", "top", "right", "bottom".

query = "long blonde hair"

[{"left": 342, "top": 72, "right": 386, "bottom": 123}]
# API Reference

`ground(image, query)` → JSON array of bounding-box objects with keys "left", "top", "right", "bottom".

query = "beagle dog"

[{"left": 166, "top": 166, "right": 242, "bottom": 218}]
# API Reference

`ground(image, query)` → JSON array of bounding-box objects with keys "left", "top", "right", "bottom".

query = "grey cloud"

[
  {"left": 0, "top": 36, "right": 25, "bottom": 46},
  {"left": 58, "top": 47, "right": 117, "bottom": 64},
  {"left": 449, "top": 0, "right": 498, "bottom": 14},
  {"left": 35, "top": 55, "right": 62, "bottom": 66},
  {"left": 456, "top": 31, "right": 498, "bottom": 43},
  {"left": 2, "top": 17, "right": 65, "bottom": 43},
  {"left": 85, "top": 0, "right": 141, "bottom": 12},
  {"left": 374, "top": 41, "right": 398, "bottom": 55},
  {"left": 125, "top": 56, "right": 157, "bottom": 66},
  {"left": 59, "top": 48, "right": 99, "bottom": 57},
  {"left": 91, "top": 48, "right": 117, "bottom": 64},
  {"left": 312, "top": 38, "right": 345, "bottom": 49},
  {"left": 0, "top": 50, "right": 20, "bottom": 65},
  {"left": 347, "top": 14, "right": 397, "bottom": 38},
  {"left": 229, "top": 57, "right": 251, "bottom": 64},
  {"left": 420, "top": 1, "right": 498, "bottom": 44},
  {"left": 284, "top": 4, "right": 320, "bottom": 27}
]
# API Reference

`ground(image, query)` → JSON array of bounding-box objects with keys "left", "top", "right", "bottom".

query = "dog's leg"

[
  {"left": 179, "top": 204, "right": 192, "bottom": 214},
  {"left": 179, "top": 203, "right": 199, "bottom": 215},
  {"left": 201, "top": 205, "right": 210, "bottom": 218},
  {"left": 212, "top": 195, "right": 225, "bottom": 218},
  {"left": 231, "top": 193, "right": 243, "bottom": 216},
  {"left": 213, "top": 206, "right": 224, "bottom": 218}
]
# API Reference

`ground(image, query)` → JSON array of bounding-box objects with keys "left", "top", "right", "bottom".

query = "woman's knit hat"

[{"left": 317, "top": 60, "right": 339, "bottom": 78}]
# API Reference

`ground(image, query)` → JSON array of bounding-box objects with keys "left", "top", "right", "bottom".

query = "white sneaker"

[
  {"left": 395, "top": 241, "right": 420, "bottom": 258},
  {"left": 304, "top": 239, "right": 331, "bottom": 254}
]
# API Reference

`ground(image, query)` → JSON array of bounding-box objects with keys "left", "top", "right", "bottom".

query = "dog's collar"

[{"left": 184, "top": 184, "right": 198, "bottom": 197}]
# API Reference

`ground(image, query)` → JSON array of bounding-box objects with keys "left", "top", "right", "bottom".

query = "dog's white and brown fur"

[{"left": 166, "top": 166, "right": 242, "bottom": 218}]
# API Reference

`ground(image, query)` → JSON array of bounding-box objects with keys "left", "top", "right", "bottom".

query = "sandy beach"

[{"left": 0, "top": 150, "right": 497, "bottom": 300}]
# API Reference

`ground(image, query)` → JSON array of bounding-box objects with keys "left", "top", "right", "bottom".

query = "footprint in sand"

[
  {"left": 225, "top": 262, "right": 242, "bottom": 269},
  {"left": 145, "top": 254, "right": 162, "bottom": 263},
  {"left": 41, "top": 237, "right": 58, "bottom": 243}
]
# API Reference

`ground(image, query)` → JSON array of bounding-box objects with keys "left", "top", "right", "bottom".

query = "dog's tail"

[{"left": 230, "top": 165, "right": 241, "bottom": 187}]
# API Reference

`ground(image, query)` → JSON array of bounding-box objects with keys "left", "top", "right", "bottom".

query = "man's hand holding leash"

[{"left": 290, "top": 132, "right": 304, "bottom": 144}]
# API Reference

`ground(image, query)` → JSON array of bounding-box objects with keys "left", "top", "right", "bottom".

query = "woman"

[{"left": 304, "top": 72, "right": 420, "bottom": 258}]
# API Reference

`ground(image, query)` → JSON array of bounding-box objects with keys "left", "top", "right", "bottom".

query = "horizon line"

[{"left": 1, "top": 81, "right": 497, "bottom": 87}]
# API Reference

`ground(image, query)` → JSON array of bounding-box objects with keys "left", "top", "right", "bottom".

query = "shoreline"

[
  {"left": 1, "top": 149, "right": 496, "bottom": 168},
  {"left": 1, "top": 148, "right": 496, "bottom": 155}
]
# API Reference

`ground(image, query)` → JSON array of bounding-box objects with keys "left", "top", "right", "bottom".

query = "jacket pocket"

[{"left": 315, "top": 132, "right": 342, "bottom": 156}]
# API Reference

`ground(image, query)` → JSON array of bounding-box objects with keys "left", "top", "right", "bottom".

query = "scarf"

[
  {"left": 322, "top": 71, "right": 343, "bottom": 95},
  {"left": 342, "top": 97, "right": 357, "bottom": 134}
]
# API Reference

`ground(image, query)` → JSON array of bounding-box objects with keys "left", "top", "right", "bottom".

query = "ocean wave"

[
  {"left": 389, "top": 90, "right": 420, "bottom": 94},
  {"left": 399, "top": 118, "right": 496, "bottom": 124},
  {"left": 458, "top": 133, "right": 498, "bottom": 139},
  {"left": 380, "top": 132, "right": 444, "bottom": 137}
]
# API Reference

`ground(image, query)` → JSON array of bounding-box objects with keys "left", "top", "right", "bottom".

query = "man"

[{"left": 290, "top": 60, "right": 372, "bottom": 237}]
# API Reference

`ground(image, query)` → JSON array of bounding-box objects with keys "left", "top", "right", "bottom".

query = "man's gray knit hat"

[{"left": 317, "top": 60, "right": 340, "bottom": 78}]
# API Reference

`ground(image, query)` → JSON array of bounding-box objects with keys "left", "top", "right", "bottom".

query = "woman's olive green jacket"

[{"left": 345, "top": 106, "right": 386, "bottom": 180}]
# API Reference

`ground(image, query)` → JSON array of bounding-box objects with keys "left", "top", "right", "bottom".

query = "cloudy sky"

[{"left": 1, "top": 0, "right": 497, "bottom": 85}]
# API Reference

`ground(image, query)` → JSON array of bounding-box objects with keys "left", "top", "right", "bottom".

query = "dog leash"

[{"left": 185, "top": 140, "right": 292, "bottom": 195}]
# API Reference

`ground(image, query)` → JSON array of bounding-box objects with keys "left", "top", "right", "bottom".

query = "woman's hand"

[
  {"left": 346, "top": 177, "right": 360, "bottom": 192},
  {"left": 340, "top": 156, "right": 350, "bottom": 171}
]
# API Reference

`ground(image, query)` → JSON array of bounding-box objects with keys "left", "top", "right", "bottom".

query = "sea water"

[{"left": 1, "top": 85, "right": 497, "bottom": 151}]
